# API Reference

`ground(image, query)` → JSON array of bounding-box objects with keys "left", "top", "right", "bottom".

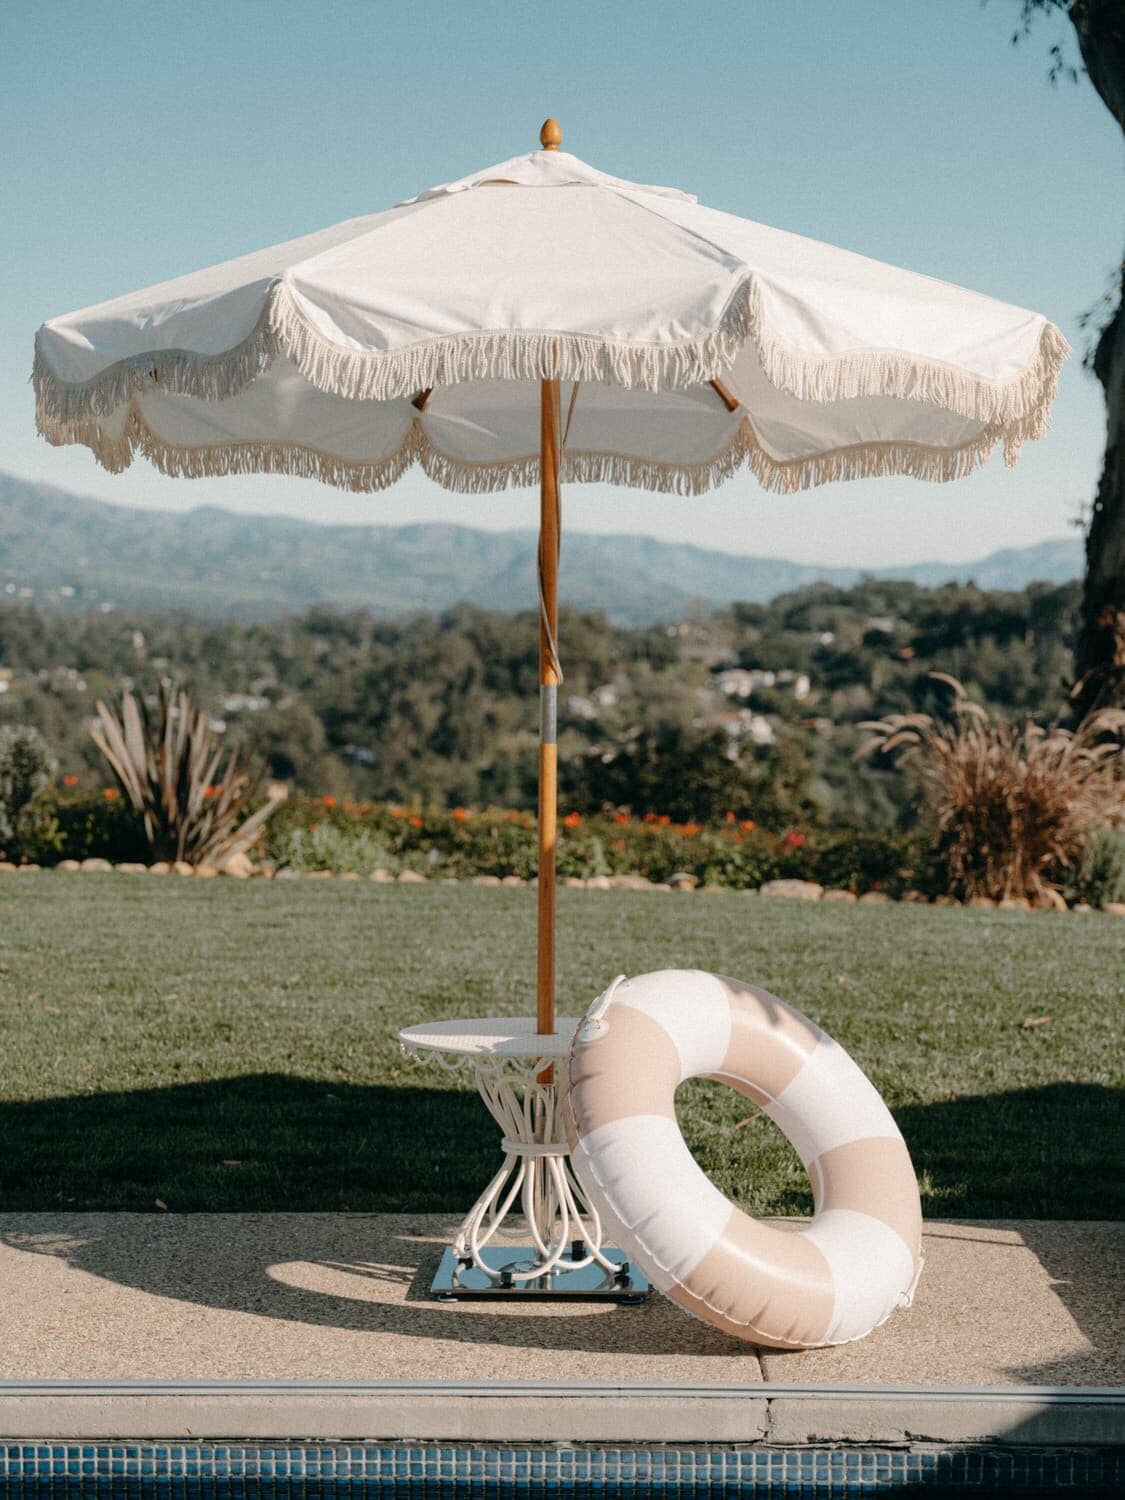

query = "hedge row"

[{"left": 9, "top": 789, "right": 936, "bottom": 896}]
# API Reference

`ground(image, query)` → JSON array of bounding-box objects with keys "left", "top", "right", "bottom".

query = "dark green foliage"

[
  {"left": 0, "top": 724, "right": 56, "bottom": 853},
  {"left": 15, "top": 788, "right": 148, "bottom": 865},
  {"left": 0, "top": 579, "right": 1080, "bottom": 834},
  {"left": 1070, "top": 827, "right": 1125, "bottom": 908}
]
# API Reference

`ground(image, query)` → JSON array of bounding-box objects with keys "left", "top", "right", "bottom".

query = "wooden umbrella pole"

[{"left": 537, "top": 376, "right": 561, "bottom": 1043}]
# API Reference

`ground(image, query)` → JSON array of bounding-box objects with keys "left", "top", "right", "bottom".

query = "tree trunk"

[
  {"left": 1070, "top": 298, "right": 1125, "bottom": 718},
  {"left": 1067, "top": 0, "right": 1125, "bottom": 718}
]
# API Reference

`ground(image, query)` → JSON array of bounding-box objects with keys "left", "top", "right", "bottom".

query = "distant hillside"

[{"left": 0, "top": 471, "right": 1082, "bottom": 626}]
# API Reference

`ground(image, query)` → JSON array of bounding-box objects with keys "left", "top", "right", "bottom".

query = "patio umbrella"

[{"left": 33, "top": 120, "right": 1068, "bottom": 1040}]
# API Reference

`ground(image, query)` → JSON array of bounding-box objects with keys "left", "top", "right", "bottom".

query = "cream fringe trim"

[
  {"left": 38, "top": 401, "right": 1021, "bottom": 498},
  {"left": 34, "top": 274, "right": 1070, "bottom": 441}
]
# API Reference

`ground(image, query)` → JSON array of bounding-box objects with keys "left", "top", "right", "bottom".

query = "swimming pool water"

[{"left": 0, "top": 1442, "right": 1121, "bottom": 1496}]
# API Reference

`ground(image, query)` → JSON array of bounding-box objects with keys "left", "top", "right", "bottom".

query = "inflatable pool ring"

[{"left": 566, "top": 970, "right": 922, "bottom": 1348}]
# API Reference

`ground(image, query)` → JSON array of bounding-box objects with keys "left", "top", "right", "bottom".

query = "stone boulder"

[
  {"left": 822, "top": 889, "right": 857, "bottom": 904},
  {"left": 667, "top": 871, "right": 698, "bottom": 890},
  {"left": 216, "top": 851, "right": 255, "bottom": 879},
  {"left": 79, "top": 858, "right": 113, "bottom": 873},
  {"left": 858, "top": 891, "right": 891, "bottom": 905},
  {"left": 397, "top": 869, "right": 427, "bottom": 883},
  {"left": 759, "top": 879, "right": 823, "bottom": 901}
]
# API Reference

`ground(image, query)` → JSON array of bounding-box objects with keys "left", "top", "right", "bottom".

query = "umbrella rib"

[
  {"left": 412, "top": 388, "right": 433, "bottom": 411},
  {"left": 710, "top": 378, "right": 740, "bottom": 413}
]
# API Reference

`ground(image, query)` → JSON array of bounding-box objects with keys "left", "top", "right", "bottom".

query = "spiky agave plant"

[
  {"left": 858, "top": 675, "right": 1124, "bottom": 905},
  {"left": 90, "top": 682, "right": 276, "bottom": 865}
]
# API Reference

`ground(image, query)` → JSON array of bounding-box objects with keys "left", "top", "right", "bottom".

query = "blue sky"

[{"left": 1, "top": 0, "right": 1119, "bottom": 566}]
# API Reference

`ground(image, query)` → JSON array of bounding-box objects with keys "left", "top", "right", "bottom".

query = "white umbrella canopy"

[
  {"left": 33, "top": 121, "right": 1068, "bottom": 1037},
  {"left": 35, "top": 129, "right": 1067, "bottom": 496}
]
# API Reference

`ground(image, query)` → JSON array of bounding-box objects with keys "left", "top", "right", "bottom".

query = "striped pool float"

[{"left": 566, "top": 969, "right": 923, "bottom": 1349}]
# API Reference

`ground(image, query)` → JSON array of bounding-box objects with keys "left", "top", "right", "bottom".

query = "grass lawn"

[{"left": 0, "top": 872, "right": 1120, "bottom": 1219}]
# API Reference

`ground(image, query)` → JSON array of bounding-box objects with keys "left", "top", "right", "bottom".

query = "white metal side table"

[{"left": 398, "top": 1016, "right": 649, "bottom": 1301}]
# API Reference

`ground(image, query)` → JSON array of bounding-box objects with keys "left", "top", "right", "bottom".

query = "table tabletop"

[{"left": 398, "top": 1015, "right": 582, "bottom": 1059}]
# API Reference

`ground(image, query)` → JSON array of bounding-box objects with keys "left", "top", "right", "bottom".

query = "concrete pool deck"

[{"left": 0, "top": 1215, "right": 1121, "bottom": 1444}]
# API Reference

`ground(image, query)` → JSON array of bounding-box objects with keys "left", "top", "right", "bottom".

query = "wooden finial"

[{"left": 539, "top": 118, "right": 563, "bottom": 151}]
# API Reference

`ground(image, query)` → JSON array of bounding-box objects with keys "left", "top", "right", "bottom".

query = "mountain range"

[{"left": 0, "top": 471, "right": 1082, "bottom": 626}]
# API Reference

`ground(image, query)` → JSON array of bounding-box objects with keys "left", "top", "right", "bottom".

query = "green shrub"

[
  {"left": 15, "top": 789, "right": 149, "bottom": 866},
  {"left": 0, "top": 725, "right": 56, "bottom": 855},
  {"left": 1070, "top": 828, "right": 1125, "bottom": 909},
  {"left": 261, "top": 796, "right": 924, "bottom": 892},
  {"left": 273, "top": 821, "right": 400, "bottom": 875},
  {"left": 808, "top": 831, "right": 937, "bottom": 896}
]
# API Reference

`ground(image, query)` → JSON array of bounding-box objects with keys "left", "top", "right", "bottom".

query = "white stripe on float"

[
  {"left": 571, "top": 1114, "right": 730, "bottom": 1282},
  {"left": 614, "top": 969, "right": 732, "bottom": 1079},
  {"left": 766, "top": 1036, "right": 902, "bottom": 1166},
  {"left": 802, "top": 1208, "right": 916, "bottom": 1344}
]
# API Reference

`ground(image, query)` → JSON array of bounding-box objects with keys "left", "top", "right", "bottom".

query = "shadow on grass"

[
  {"left": 0, "top": 1077, "right": 1120, "bottom": 1362},
  {"left": 0, "top": 1076, "right": 498, "bottom": 1214}
]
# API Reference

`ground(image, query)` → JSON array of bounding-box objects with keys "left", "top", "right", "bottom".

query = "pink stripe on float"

[
  {"left": 667, "top": 1206, "right": 835, "bottom": 1349},
  {"left": 568, "top": 1003, "right": 681, "bottom": 1138},
  {"left": 814, "top": 1136, "right": 923, "bottom": 1264}
]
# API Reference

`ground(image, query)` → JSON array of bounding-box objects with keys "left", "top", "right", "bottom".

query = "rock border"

[{"left": 0, "top": 858, "right": 1120, "bottom": 913}]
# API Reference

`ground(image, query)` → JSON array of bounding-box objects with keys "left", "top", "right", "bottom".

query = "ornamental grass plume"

[
  {"left": 90, "top": 681, "right": 276, "bottom": 866},
  {"left": 858, "top": 675, "right": 1125, "bottom": 905}
]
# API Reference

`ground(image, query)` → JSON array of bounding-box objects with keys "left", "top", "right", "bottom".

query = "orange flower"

[
  {"left": 642, "top": 811, "right": 657, "bottom": 824},
  {"left": 62, "top": 774, "right": 79, "bottom": 788},
  {"left": 725, "top": 810, "right": 736, "bottom": 823},
  {"left": 322, "top": 795, "right": 337, "bottom": 808},
  {"left": 783, "top": 830, "right": 806, "bottom": 849},
  {"left": 562, "top": 811, "right": 581, "bottom": 829},
  {"left": 102, "top": 787, "right": 119, "bottom": 801},
  {"left": 681, "top": 823, "right": 701, "bottom": 837},
  {"left": 504, "top": 810, "right": 521, "bottom": 823},
  {"left": 613, "top": 811, "right": 630, "bottom": 824},
  {"left": 657, "top": 814, "right": 671, "bottom": 826},
  {"left": 739, "top": 819, "right": 756, "bottom": 832},
  {"left": 451, "top": 807, "right": 470, "bottom": 822},
  {"left": 409, "top": 815, "right": 424, "bottom": 828},
  {"left": 359, "top": 803, "right": 371, "bottom": 814},
  {"left": 390, "top": 806, "right": 405, "bottom": 818}
]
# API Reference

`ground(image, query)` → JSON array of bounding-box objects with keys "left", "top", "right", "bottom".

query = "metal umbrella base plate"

[{"left": 431, "top": 1245, "right": 649, "bottom": 1302}]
